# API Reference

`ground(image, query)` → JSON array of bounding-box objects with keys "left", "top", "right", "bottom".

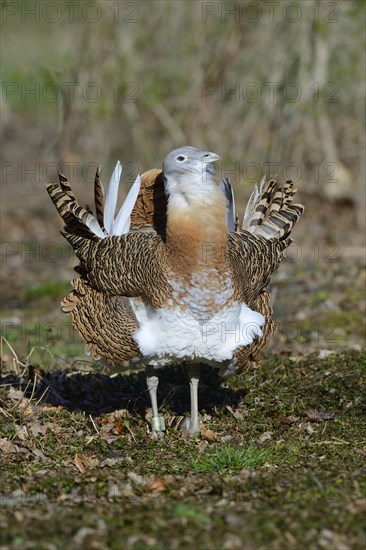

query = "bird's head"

[{"left": 162, "top": 146, "right": 221, "bottom": 205}]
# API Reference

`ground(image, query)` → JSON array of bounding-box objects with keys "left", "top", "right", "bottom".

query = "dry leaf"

[
  {"left": 226, "top": 405, "right": 244, "bottom": 421},
  {"left": 0, "top": 438, "right": 16, "bottom": 454},
  {"left": 40, "top": 405, "right": 63, "bottom": 413},
  {"left": 100, "top": 457, "right": 125, "bottom": 468},
  {"left": 200, "top": 426, "right": 217, "bottom": 442},
  {"left": 128, "top": 471, "right": 146, "bottom": 486},
  {"left": 147, "top": 478, "right": 166, "bottom": 493},
  {"left": 306, "top": 409, "right": 335, "bottom": 422},
  {"left": 99, "top": 421, "right": 115, "bottom": 435},
  {"left": 258, "top": 431, "right": 273, "bottom": 443},
  {"left": 112, "top": 409, "right": 130, "bottom": 419},
  {"left": 7, "top": 389, "right": 25, "bottom": 402},
  {"left": 32, "top": 448, "right": 49, "bottom": 461},
  {"left": 318, "top": 350, "right": 336, "bottom": 359},
  {"left": 113, "top": 418, "right": 123, "bottom": 435},
  {"left": 74, "top": 454, "right": 86, "bottom": 474},
  {"left": 75, "top": 453, "right": 100, "bottom": 470},
  {"left": 29, "top": 422, "right": 49, "bottom": 437},
  {"left": 284, "top": 532, "right": 297, "bottom": 545},
  {"left": 220, "top": 435, "right": 233, "bottom": 443},
  {"left": 280, "top": 415, "right": 300, "bottom": 425},
  {"left": 345, "top": 499, "right": 366, "bottom": 515},
  {"left": 306, "top": 423, "right": 314, "bottom": 435},
  {"left": 14, "top": 424, "right": 28, "bottom": 441}
]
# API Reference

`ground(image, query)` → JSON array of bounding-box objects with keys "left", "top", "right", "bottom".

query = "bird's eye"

[{"left": 176, "top": 155, "right": 186, "bottom": 162}]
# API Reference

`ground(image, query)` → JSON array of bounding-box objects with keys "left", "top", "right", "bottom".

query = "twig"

[{"left": 89, "top": 414, "right": 99, "bottom": 434}]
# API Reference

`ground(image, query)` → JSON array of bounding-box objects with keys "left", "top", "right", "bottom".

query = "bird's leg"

[
  {"left": 188, "top": 364, "right": 201, "bottom": 436},
  {"left": 146, "top": 366, "right": 165, "bottom": 434}
]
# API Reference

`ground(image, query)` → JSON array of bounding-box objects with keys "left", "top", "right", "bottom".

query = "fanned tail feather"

[
  {"left": 46, "top": 180, "right": 104, "bottom": 241},
  {"left": 46, "top": 162, "right": 142, "bottom": 242},
  {"left": 94, "top": 166, "right": 105, "bottom": 230},
  {"left": 242, "top": 178, "right": 304, "bottom": 240},
  {"left": 58, "top": 172, "right": 76, "bottom": 199}
]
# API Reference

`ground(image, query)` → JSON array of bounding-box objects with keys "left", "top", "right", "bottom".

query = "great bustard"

[{"left": 46, "top": 146, "right": 304, "bottom": 435}]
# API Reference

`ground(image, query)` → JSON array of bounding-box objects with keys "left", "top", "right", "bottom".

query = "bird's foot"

[
  {"left": 181, "top": 417, "right": 201, "bottom": 436},
  {"left": 151, "top": 415, "right": 166, "bottom": 436}
]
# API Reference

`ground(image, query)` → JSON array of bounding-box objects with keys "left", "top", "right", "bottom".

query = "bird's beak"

[
  {"left": 203, "top": 152, "right": 221, "bottom": 163},
  {"left": 203, "top": 152, "right": 220, "bottom": 177}
]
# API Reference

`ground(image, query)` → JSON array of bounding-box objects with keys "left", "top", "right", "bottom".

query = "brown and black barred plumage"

[{"left": 46, "top": 147, "right": 304, "bottom": 434}]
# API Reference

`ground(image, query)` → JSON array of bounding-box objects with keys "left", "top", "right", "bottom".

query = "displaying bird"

[{"left": 46, "top": 146, "right": 304, "bottom": 435}]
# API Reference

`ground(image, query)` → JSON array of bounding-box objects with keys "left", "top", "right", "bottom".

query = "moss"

[{"left": 1, "top": 350, "right": 365, "bottom": 549}]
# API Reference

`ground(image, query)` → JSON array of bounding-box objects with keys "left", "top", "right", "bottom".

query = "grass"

[
  {"left": 0, "top": 348, "right": 365, "bottom": 549},
  {"left": 168, "top": 503, "right": 211, "bottom": 525},
  {"left": 192, "top": 445, "right": 273, "bottom": 474},
  {"left": 21, "top": 279, "right": 71, "bottom": 302}
]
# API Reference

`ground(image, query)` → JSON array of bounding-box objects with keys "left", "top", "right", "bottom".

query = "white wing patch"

[
  {"left": 112, "top": 174, "right": 141, "bottom": 235},
  {"left": 90, "top": 161, "right": 141, "bottom": 238},
  {"left": 104, "top": 160, "right": 122, "bottom": 234}
]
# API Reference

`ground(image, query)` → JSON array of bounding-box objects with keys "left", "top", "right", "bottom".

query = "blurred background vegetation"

[
  {"left": 2, "top": 1, "right": 365, "bottom": 189},
  {"left": 1, "top": 0, "right": 365, "bottom": 357}
]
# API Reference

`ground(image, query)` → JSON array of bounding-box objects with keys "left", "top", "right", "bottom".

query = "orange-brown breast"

[{"left": 166, "top": 192, "right": 228, "bottom": 276}]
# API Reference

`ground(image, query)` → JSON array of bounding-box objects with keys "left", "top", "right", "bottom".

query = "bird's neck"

[{"left": 165, "top": 187, "right": 228, "bottom": 271}]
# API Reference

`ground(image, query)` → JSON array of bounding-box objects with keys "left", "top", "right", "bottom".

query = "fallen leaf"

[
  {"left": 40, "top": 405, "right": 63, "bottom": 412},
  {"left": 258, "top": 431, "right": 273, "bottom": 443},
  {"left": 284, "top": 531, "right": 298, "bottom": 545},
  {"left": 112, "top": 409, "right": 130, "bottom": 419},
  {"left": 113, "top": 418, "right": 123, "bottom": 435},
  {"left": 318, "top": 350, "right": 336, "bottom": 359},
  {"left": 226, "top": 405, "right": 244, "bottom": 421},
  {"left": 220, "top": 435, "right": 233, "bottom": 443},
  {"left": 318, "top": 528, "right": 350, "bottom": 550},
  {"left": 29, "top": 422, "right": 49, "bottom": 437},
  {"left": 74, "top": 454, "right": 85, "bottom": 474},
  {"left": 99, "top": 421, "right": 115, "bottom": 435},
  {"left": 32, "top": 448, "right": 49, "bottom": 461},
  {"left": 147, "top": 478, "right": 166, "bottom": 493},
  {"left": 75, "top": 454, "right": 100, "bottom": 469},
  {"left": 197, "top": 441, "right": 208, "bottom": 454},
  {"left": 289, "top": 355, "right": 303, "bottom": 363},
  {"left": 128, "top": 471, "right": 146, "bottom": 486},
  {"left": 345, "top": 498, "right": 366, "bottom": 515},
  {"left": 0, "top": 438, "right": 16, "bottom": 453},
  {"left": 279, "top": 415, "right": 300, "bottom": 425},
  {"left": 7, "top": 389, "right": 25, "bottom": 402},
  {"left": 14, "top": 424, "right": 28, "bottom": 441},
  {"left": 306, "top": 409, "right": 335, "bottom": 422},
  {"left": 100, "top": 457, "right": 125, "bottom": 468},
  {"left": 306, "top": 423, "right": 314, "bottom": 435},
  {"left": 200, "top": 427, "right": 217, "bottom": 442}
]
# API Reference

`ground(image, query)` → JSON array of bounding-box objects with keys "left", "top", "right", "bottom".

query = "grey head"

[{"left": 162, "top": 146, "right": 221, "bottom": 198}]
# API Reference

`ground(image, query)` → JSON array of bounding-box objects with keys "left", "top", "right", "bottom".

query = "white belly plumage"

[{"left": 132, "top": 301, "right": 265, "bottom": 368}]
